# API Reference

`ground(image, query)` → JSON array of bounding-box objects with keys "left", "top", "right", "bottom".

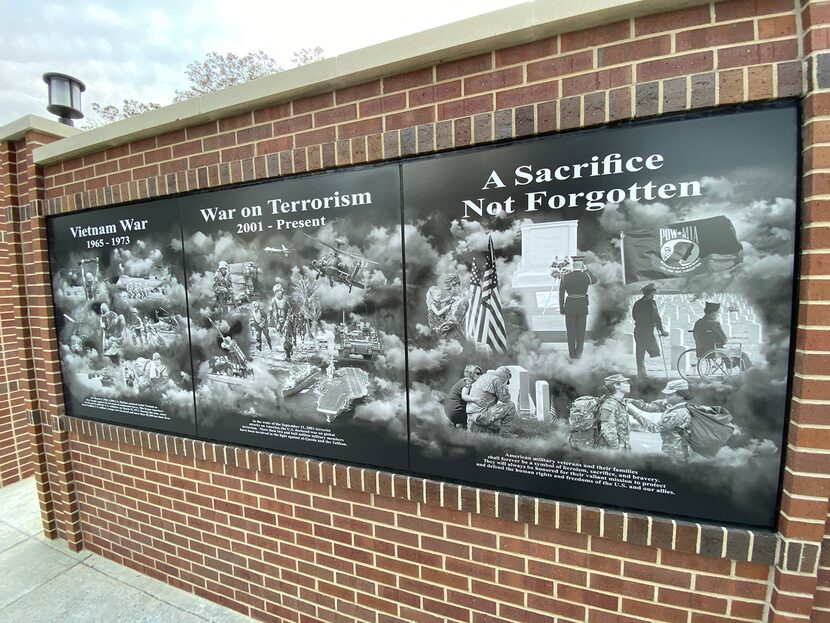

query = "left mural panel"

[{"left": 47, "top": 198, "right": 199, "bottom": 436}]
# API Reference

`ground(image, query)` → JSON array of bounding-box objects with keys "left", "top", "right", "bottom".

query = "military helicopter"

[{"left": 302, "top": 233, "right": 378, "bottom": 293}]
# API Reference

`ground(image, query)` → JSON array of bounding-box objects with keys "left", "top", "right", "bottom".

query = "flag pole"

[{"left": 619, "top": 230, "right": 627, "bottom": 284}]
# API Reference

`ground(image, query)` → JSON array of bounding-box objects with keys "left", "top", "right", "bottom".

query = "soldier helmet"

[
  {"left": 641, "top": 283, "right": 657, "bottom": 294},
  {"left": 273, "top": 283, "right": 284, "bottom": 294},
  {"left": 661, "top": 379, "right": 690, "bottom": 395},
  {"left": 704, "top": 301, "right": 720, "bottom": 314},
  {"left": 100, "top": 303, "right": 109, "bottom": 314},
  {"left": 85, "top": 272, "right": 94, "bottom": 282},
  {"left": 218, "top": 261, "right": 229, "bottom": 270}
]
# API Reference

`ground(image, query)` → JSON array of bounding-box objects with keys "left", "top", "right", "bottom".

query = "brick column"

[
  {"left": 0, "top": 128, "right": 82, "bottom": 547},
  {"left": 768, "top": 1, "right": 830, "bottom": 621}
]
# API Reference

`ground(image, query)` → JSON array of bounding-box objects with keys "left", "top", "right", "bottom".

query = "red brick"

[
  {"left": 337, "top": 119, "right": 383, "bottom": 141},
  {"left": 236, "top": 125, "right": 272, "bottom": 144},
  {"left": 409, "top": 81, "right": 462, "bottom": 107},
  {"left": 495, "top": 82, "right": 558, "bottom": 109},
  {"left": 676, "top": 21, "right": 756, "bottom": 51},
  {"left": 437, "top": 95, "right": 492, "bottom": 121},
  {"left": 748, "top": 64, "right": 774, "bottom": 100},
  {"left": 600, "top": 35, "right": 671, "bottom": 66},
  {"left": 293, "top": 93, "right": 334, "bottom": 114},
  {"left": 314, "top": 104, "right": 357, "bottom": 127},
  {"left": 527, "top": 51, "right": 593, "bottom": 81},
  {"left": 759, "top": 14, "right": 797, "bottom": 38},
  {"left": 718, "top": 40, "right": 798, "bottom": 69},
  {"left": 464, "top": 68, "right": 523, "bottom": 95},
  {"left": 718, "top": 68, "right": 745, "bottom": 104},
  {"left": 637, "top": 51, "right": 714, "bottom": 82},
  {"left": 437, "top": 54, "right": 492, "bottom": 80},
  {"left": 383, "top": 68, "right": 433, "bottom": 93},
  {"left": 495, "top": 37, "right": 557, "bottom": 67},
  {"left": 559, "top": 584, "right": 618, "bottom": 611},
  {"left": 561, "top": 21, "right": 631, "bottom": 53},
  {"left": 335, "top": 80, "right": 381, "bottom": 104},
  {"left": 715, "top": 0, "right": 795, "bottom": 22},
  {"left": 562, "top": 67, "right": 631, "bottom": 97},
  {"left": 635, "top": 5, "right": 712, "bottom": 35},
  {"left": 360, "top": 94, "right": 407, "bottom": 117}
]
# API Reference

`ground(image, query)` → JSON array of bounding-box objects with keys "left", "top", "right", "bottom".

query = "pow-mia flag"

[{"left": 621, "top": 215, "right": 743, "bottom": 284}]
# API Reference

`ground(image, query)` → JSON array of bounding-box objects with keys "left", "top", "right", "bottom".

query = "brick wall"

[
  {"left": 4, "top": 0, "right": 830, "bottom": 621},
  {"left": 69, "top": 418, "right": 778, "bottom": 623}
]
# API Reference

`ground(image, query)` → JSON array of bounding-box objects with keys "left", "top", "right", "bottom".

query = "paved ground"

[{"left": 0, "top": 477, "right": 253, "bottom": 623}]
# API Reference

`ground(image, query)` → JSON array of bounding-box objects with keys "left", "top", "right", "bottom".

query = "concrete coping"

[
  {"left": 0, "top": 115, "right": 83, "bottom": 143},
  {"left": 32, "top": 0, "right": 707, "bottom": 166}
]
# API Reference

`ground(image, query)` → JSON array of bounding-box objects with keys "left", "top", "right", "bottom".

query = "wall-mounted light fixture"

[{"left": 42, "top": 72, "right": 86, "bottom": 126}]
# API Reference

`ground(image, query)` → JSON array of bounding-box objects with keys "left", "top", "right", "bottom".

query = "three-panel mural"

[{"left": 47, "top": 103, "right": 799, "bottom": 528}]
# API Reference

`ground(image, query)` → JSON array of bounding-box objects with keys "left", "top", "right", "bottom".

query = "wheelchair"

[{"left": 675, "top": 338, "right": 749, "bottom": 383}]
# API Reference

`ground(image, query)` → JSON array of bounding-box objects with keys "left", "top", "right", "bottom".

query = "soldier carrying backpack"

[{"left": 568, "top": 373, "right": 660, "bottom": 450}]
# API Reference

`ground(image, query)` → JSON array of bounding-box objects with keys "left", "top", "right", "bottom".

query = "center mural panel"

[
  {"left": 179, "top": 164, "right": 408, "bottom": 470},
  {"left": 402, "top": 104, "right": 798, "bottom": 528}
]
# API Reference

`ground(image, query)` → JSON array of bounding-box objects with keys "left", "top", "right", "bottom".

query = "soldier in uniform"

[
  {"left": 145, "top": 352, "right": 169, "bottom": 391},
  {"left": 438, "top": 274, "right": 468, "bottom": 342},
  {"left": 283, "top": 311, "right": 296, "bottom": 361},
  {"left": 656, "top": 379, "right": 694, "bottom": 460},
  {"left": 268, "top": 281, "right": 288, "bottom": 334},
  {"left": 213, "top": 261, "right": 234, "bottom": 314},
  {"left": 83, "top": 272, "right": 96, "bottom": 300},
  {"left": 249, "top": 301, "right": 272, "bottom": 351},
  {"left": 466, "top": 366, "right": 517, "bottom": 435},
  {"left": 558, "top": 256, "right": 596, "bottom": 359},
  {"left": 100, "top": 303, "right": 125, "bottom": 358},
  {"left": 130, "top": 308, "right": 146, "bottom": 346},
  {"left": 692, "top": 302, "right": 728, "bottom": 357},
  {"left": 242, "top": 261, "right": 258, "bottom": 301},
  {"left": 596, "top": 373, "right": 660, "bottom": 451},
  {"left": 631, "top": 283, "right": 669, "bottom": 379}
]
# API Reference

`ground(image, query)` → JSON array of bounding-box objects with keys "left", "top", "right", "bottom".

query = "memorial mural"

[
  {"left": 402, "top": 103, "right": 798, "bottom": 528},
  {"left": 178, "top": 165, "right": 408, "bottom": 469},
  {"left": 46, "top": 104, "right": 798, "bottom": 528},
  {"left": 47, "top": 199, "right": 197, "bottom": 435}
]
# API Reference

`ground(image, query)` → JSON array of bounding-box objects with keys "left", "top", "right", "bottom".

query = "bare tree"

[
  {"left": 173, "top": 51, "right": 282, "bottom": 102},
  {"left": 290, "top": 46, "right": 325, "bottom": 67},
  {"left": 87, "top": 99, "right": 162, "bottom": 128},
  {"left": 87, "top": 47, "right": 324, "bottom": 127}
]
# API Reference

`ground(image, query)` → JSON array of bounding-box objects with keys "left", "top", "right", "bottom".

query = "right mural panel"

[{"left": 402, "top": 103, "right": 798, "bottom": 529}]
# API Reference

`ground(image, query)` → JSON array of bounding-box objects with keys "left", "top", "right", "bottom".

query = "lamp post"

[{"left": 42, "top": 72, "right": 86, "bottom": 126}]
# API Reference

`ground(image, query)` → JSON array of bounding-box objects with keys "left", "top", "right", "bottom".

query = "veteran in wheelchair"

[{"left": 676, "top": 301, "right": 751, "bottom": 382}]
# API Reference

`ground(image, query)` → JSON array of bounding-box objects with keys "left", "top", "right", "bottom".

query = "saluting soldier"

[
  {"left": 558, "top": 256, "right": 596, "bottom": 359},
  {"left": 631, "top": 283, "right": 669, "bottom": 379}
]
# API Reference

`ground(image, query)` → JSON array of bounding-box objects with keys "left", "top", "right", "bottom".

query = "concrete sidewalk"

[{"left": 0, "top": 477, "right": 253, "bottom": 623}]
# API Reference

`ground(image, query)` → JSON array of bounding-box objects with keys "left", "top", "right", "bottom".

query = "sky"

[{"left": 0, "top": 1, "right": 524, "bottom": 128}]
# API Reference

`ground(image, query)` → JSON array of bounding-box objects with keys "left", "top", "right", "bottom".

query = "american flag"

[
  {"left": 465, "top": 260, "right": 482, "bottom": 340},
  {"left": 466, "top": 236, "right": 506, "bottom": 352}
]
